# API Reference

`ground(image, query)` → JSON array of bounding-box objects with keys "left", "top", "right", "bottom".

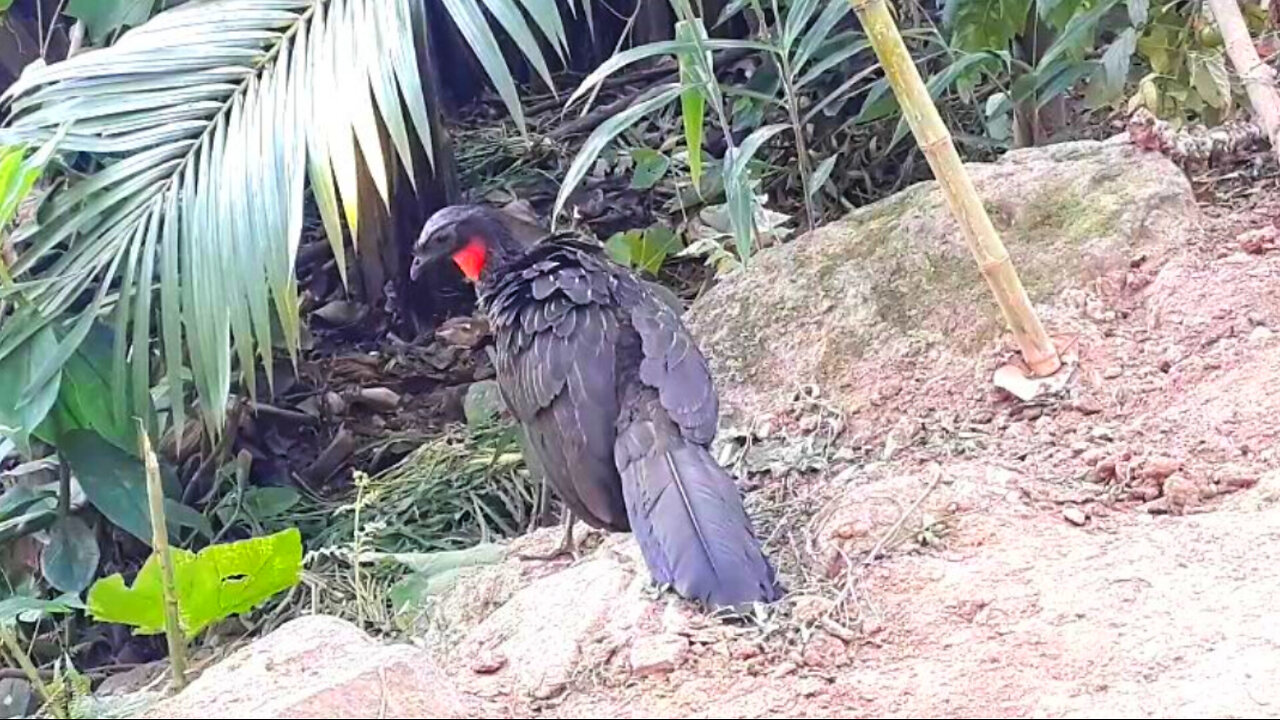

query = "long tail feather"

[{"left": 615, "top": 394, "right": 781, "bottom": 609}]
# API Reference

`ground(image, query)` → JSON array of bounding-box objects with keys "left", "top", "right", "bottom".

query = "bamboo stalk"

[
  {"left": 138, "top": 423, "right": 188, "bottom": 691},
  {"left": 846, "top": 0, "right": 1062, "bottom": 376},
  {"left": 1205, "top": 0, "right": 1280, "bottom": 162}
]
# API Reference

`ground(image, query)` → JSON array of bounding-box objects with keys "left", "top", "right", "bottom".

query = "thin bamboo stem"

[
  {"left": 846, "top": 0, "right": 1062, "bottom": 376},
  {"left": 1205, "top": 0, "right": 1280, "bottom": 163},
  {"left": 139, "top": 423, "right": 188, "bottom": 691}
]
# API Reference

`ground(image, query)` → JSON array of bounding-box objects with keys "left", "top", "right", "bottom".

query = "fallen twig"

[{"left": 860, "top": 465, "right": 945, "bottom": 567}]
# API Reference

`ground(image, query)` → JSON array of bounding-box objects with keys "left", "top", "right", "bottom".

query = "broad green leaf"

[
  {"left": 0, "top": 0, "right": 14, "bottom": 12},
  {"left": 65, "top": 0, "right": 159, "bottom": 44},
  {"left": 604, "top": 226, "right": 683, "bottom": 275},
  {"left": 554, "top": 84, "right": 684, "bottom": 225},
  {"left": 943, "top": 0, "right": 1032, "bottom": 52},
  {"left": 1084, "top": 27, "right": 1136, "bottom": 108},
  {"left": 630, "top": 148, "right": 671, "bottom": 190},
  {"left": 40, "top": 515, "right": 101, "bottom": 594},
  {"left": 58, "top": 429, "right": 209, "bottom": 545},
  {"left": 34, "top": 322, "right": 141, "bottom": 453},
  {"left": 0, "top": 327, "right": 61, "bottom": 457},
  {"left": 1189, "top": 51, "right": 1231, "bottom": 110},
  {"left": 86, "top": 527, "right": 304, "bottom": 639}
]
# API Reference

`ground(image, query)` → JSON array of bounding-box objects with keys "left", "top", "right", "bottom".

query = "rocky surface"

[
  {"left": 685, "top": 139, "right": 1200, "bottom": 422},
  {"left": 135, "top": 615, "right": 468, "bottom": 718}
]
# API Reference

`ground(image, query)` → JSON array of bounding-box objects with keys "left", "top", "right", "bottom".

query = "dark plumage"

[{"left": 412, "top": 204, "right": 782, "bottom": 609}]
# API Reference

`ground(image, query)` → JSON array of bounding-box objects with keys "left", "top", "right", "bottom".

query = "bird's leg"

[{"left": 517, "top": 510, "right": 578, "bottom": 562}]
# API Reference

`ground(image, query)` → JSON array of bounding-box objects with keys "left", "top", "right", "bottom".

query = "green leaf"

[
  {"left": 0, "top": 0, "right": 14, "bottom": 12},
  {"left": 794, "top": 1, "right": 853, "bottom": 74},
  {"left": 1037, "top": 0, "right": 1125, "bottom": 70},
  {"left": 724, "top": 123, "right": 789, "bottom": 263},
  {"left": 675, "top": 20, "right": 711, "bottom": 191},
  {"left": 0, "top": 594, "right": 79, "bottom": 628},
  {"left": 58, "top": 429, "right": 208, "bottom": 545},
  {"left": 86, "top": 527, "right": 304, "bottom": 639},
  {"left": 1189, "top": 51, "right": 1231, "bottom": 110},
  {"left": 65, "top": 0, "right": 159, "bottom": 44},
  {"left": 439, "top": 0, "right": 530, "bottom": 133},
  {"left": 40, "top": 515, "right": 101, "bottom": 594},
  {"left": 1084, "top": 27, "right": 1136, "bottom": 108},
  {"left": 34, "top": 322, "right": 142, "bottom": 453},
  {"left": 807, "top": 154, "right": 838, "bottom": 198},
  {"left": 943, "top": 0, "right": 1032, "bottom": 52},
  {"left": 554, "top": 84, "right": 684, "bottom": 224},
  {"left": 604, "top": 226, "right": 683, "bottom": 275},
  {"left": 629, "top": 148, "right": 671, "bottom": 190},
  {"left": 0, "top": 327, "right": 61, "bottom": 457}
]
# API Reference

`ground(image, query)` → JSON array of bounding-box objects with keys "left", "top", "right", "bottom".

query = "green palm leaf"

[{"left": 0, "top": 0, "right": 563, "bottom": 440}]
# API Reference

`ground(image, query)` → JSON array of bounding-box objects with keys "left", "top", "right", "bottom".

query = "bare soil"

[{"left": 447, "top": 167, "right": 1280, "bottom": 717}]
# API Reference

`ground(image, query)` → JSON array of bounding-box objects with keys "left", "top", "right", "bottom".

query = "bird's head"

[{"left": 410, "top": 204, "right": 518, "bottom": 284}]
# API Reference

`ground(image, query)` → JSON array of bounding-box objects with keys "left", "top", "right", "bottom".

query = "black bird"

[{"left": 411, "top": 204, "right": 782, "bottom": 609}]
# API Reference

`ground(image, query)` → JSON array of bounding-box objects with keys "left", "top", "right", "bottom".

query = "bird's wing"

[
  {"left": 488, "top": 253, "right": 629, "bottom": 529},
  {"left": 616, "top": 277, "right": 720, "bottom": 446}
]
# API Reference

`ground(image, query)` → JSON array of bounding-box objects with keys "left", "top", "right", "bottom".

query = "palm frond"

[{"left": 0, "top": 0, "right": 567, "bottom": 440}]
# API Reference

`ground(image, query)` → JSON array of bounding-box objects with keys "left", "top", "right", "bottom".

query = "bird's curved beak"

[{"left": 409, "top": 255, "right": 428, "bottom": 282}]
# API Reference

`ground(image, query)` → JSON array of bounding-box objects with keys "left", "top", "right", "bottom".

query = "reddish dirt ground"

[{"left": 446, "top": 172, "right": 1280, "bottom": 718}]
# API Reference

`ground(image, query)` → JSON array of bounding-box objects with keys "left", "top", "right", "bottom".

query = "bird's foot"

[{"left": 516, "top": 516, "right": 578, "bottom": 562}]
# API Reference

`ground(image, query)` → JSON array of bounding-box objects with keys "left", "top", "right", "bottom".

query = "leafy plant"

[
  {"left": 1126, "top": 0, "right": 1245, "bottom": 125},
  {"left": 555, "top": 0, "right": 872, "bottom": 267},
  {"left": 86, "top": 526, "right": 303, "bottom": 639},
  {"left": 0, "top": 0, "right": 585, "bottom": 447},
  {"left": 939, "top": 0, "right": 1140, "bottom": 146}
]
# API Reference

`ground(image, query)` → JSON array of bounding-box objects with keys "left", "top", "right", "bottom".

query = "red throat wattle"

[{"left": 451, "top": 237, "right": 487, "bottom": 282}]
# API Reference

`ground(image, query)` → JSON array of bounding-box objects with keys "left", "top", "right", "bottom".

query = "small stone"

[
  {"left": 629, "top": 634, "right": 689, "bottom": 676},
  {"left": 1249, "top": 326, "right": 1274, "bottom": 343},
  {"left": 1103, "top": 366, "right": 1123, "bottom": 379},
  {"left": 792, "top": 595, "right": 835, "bottom": 624},
  {"left": 970, "top": 410, "right": 995, "bottom": 425},
  {"left": 1091, "top": 426, "right": 1116, "bottom": 441},
  {"left": 1080, "top": 447, "right": 1107, "bottom": 466},
  {"left": 322, "top": 391, "right": 346, "bottom": 415},
  {"left": 769, "top": 661, "right": 799, "bottom": 679},
  {"left": 354, "top": 387, "right": 401, "bottom": 411},
  {"left": 1020, "top": 406, "right": 1044, "bottom": 421},
  {"left": 731, "top": 642, "right": 762, "bottom": 660},
  {"left": 801, "top": 631, "right": 848, "bottom": 668},
  {"left": 1062, "top": 506, "right": 1088, "bottom": 526},
  {"left": 1073, "top": 397, "right": 1104, "bottom": 415},
  {"left": 1139, "top": 456, "right": 1181, "bottom": 480},
  {"left": 470, "top": 651, "right": 507, "bottom": 674},
  {"left": 1070, "top": 442, "right": 1090, "bottom": 455}
]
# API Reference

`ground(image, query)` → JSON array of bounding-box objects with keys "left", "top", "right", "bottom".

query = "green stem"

[
  {"left": 0, "top": 625, "right": 66, "bottom": 719},
  {"left": 138, "top": 420, "right": 188, "bottom": 691}
]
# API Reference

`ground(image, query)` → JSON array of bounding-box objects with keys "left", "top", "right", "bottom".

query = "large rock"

[
  {"left": 687, "top": 139, "right": 1200, "bottom": 419},
  {"left": 136, "top": 614, "right": 468, "bottom": 719}
]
